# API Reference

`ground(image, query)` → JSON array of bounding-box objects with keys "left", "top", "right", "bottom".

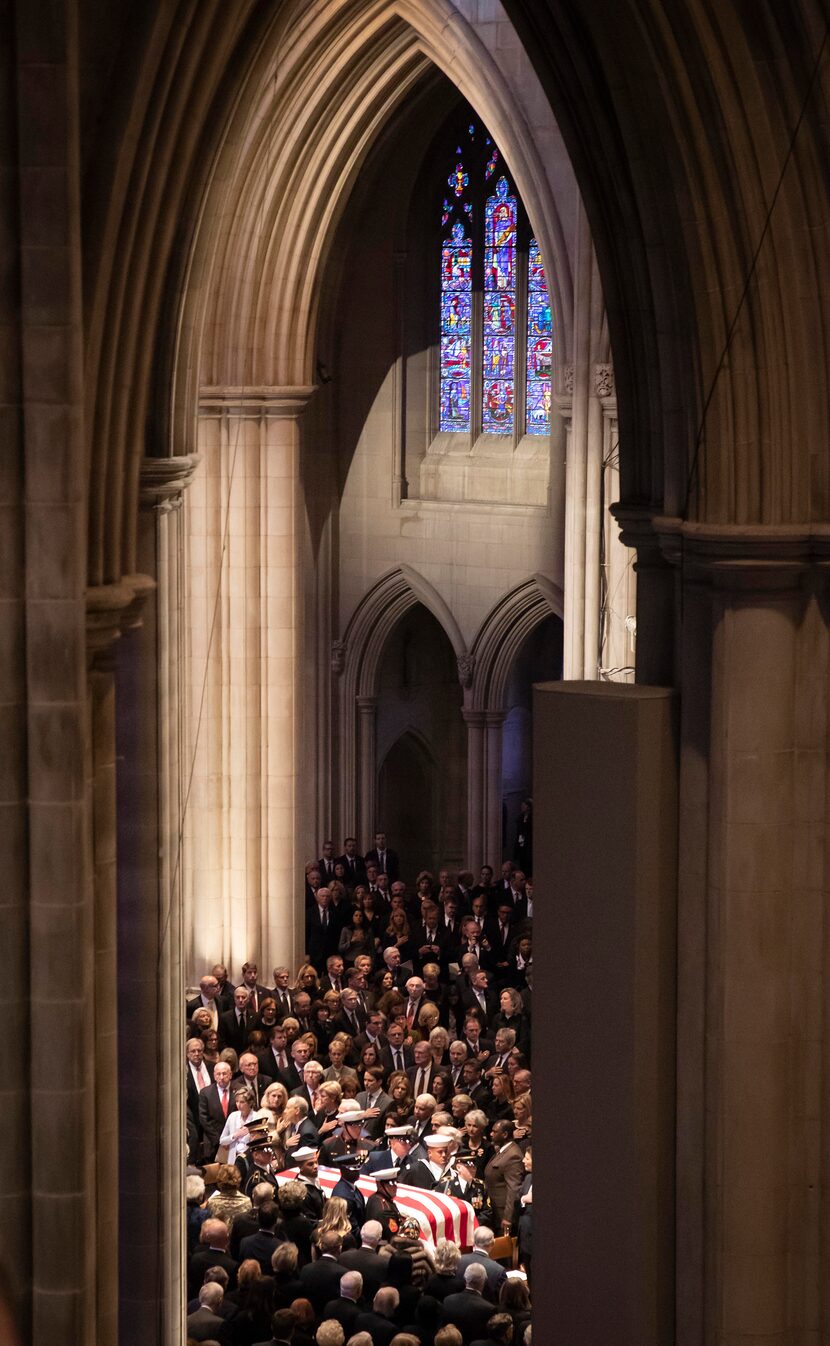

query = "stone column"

[
  {"left": 114, "top": 457, "right": 197, "bottom": 1346},
  {"left": 484, "top": 711, "right": 506, "bottom": 866},
  {"left": 464, "top": 710, "right": 486, "bottom": 867},
  {"left": 357, "top": 695, "right": 378, "bottom": 846},
  {"left": 186, "top": 389, "right": 313, "bottom": 981},
  {"left": 562, "top": 203, "right": 592, "bottom": 678},
  {"left": 614, "top": 505, "right": 676, "bottom": 686}
]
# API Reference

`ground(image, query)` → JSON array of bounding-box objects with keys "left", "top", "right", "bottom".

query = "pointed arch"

[{"left": 470, "top": 574, "right": 564, "bottom": 712}]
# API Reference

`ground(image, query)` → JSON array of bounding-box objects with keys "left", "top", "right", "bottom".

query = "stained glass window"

[
  {"left": 440, "top": 220, "right": 472, "bottom": 432},
  {"left": 483, "top": 177, "right": 517, "bottom": 433},
  {"left": 526, "top": 239, "right": 552, "bottom": 434}
]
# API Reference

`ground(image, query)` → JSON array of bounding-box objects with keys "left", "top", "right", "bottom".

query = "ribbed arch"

[{"left": 470, "top": 574, "right": 563, "bottom": 712}]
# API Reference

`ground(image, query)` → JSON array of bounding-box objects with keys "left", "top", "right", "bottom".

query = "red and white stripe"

[{"left": 276, "top": 1165, "right": 477, "bottom": 1249}]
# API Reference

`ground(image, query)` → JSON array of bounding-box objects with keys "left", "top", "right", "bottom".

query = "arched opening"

[
  {"left": 375, "top": 604, "right": 466, "bottom": 873},
  {"left": 377, "top": 731, "right": 437, "bottom": 878},
  {"left": 501, "top": 611, "right": 563, "bottom": 862}
]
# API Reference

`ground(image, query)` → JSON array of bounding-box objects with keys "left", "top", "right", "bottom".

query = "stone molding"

[
  {"left": 85, "top": 574, "right": 156, "bottom": 670},
  {"left": 197, "top": 385, "right": 317, "bottom": 417},
  {"left": 456, "top": 653, "right": 475, "bottom": 689},
  {"left": 595, "top": 363, "right": 615, "bottom": 397},
  {"left": 331, "top": 639, "right": 346, "bottom": 675},
  {"left": 140, "top": 454, "right": 201, "bottom": 510}
]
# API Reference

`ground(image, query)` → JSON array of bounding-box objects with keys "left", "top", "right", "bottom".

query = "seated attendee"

[
  {"left": 457, "top": 1227, "right": 506, "bottom": 1302},
  {"left": 185, "top": 1281, "right": 228, "bottom": 1343},
  {"left": 354, "top": 1286, "right": 401, "bottom": 1346},
  {"left": 441, "top": 1264, "right": 494, "bottom": 1343},
  {"left": 186, "top": 1173, "right": 209, "bottom": 1255},
  {"left": 224, "top": 1258, "right": 273, "bottom": 1338},
  {"left": 262, "top": 1242, "right": 301, "bottom": 1312},
  {"left": 188, "top": 1218, "right": 238, "bottom": 1299},
  {"left": 424, "top": 1238, "right": 464, "bottom": 1302},
  {"left": 322, "top": 1269, "right": 364, "bottom": 1335},
  {"left": 238, "top": 1198, "right": 282, "bottom": 1275}
]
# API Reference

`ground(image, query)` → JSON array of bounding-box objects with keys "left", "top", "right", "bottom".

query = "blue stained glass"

[
  {"left": 483, "top": 335, "right": 515, "bottom": 380},
  {"left": 441, "top": 334, "right": 471, "bottom": 378},
  {"left": 483, "top": 177, "right": 517, "bottom": 433},
  {"left": 442, "top": 291, "right": 471, "bottom": 334},
  {"left": 482, "top": 379, "right": 514, "bottom": 433},
  {"left": 483, "top": 292, "right": 515, "bottom": 334},
  {"left": 440, "top": 218, "right": 472, "bottom": 432},
  {"left": 441, "top": 378, "right": 471, "bottom": 431},
  {"left": 449, "top": 163, "right": 469, "bottom": 196},
  {"left": 526, "top": 239, "right": 552, "bottom": 435}
]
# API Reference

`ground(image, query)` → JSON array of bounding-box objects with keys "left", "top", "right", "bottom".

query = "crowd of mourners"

[{"left": 185, "top": 821, "right": 534, "bottom": 1346}]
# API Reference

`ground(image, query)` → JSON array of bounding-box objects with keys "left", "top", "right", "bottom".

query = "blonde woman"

[
  {"left": 315, "top": 1080, "right": 343, "bottom": 1140},
  {"left": 313, "top": 1195, "right": 354, "bottom": 1248},
  {"left": 324, "top": 1034, "right": 359, "bottom": 1086},
  {"left": 513, "top": 1090, "right": 532, "bottom": 1148},
  {"left": 428, "top": 1025, "right": 450, "bottom": 1068}
]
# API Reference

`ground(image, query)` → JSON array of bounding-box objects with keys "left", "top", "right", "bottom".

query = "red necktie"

[
  {"left": 220, "top": 1089, "right": 228, "bottom": 1118},
  {"left": 197, "top": 1065, "right": 208, "bottom": 1089}
]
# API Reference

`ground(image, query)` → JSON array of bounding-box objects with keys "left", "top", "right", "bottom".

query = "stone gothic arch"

[
  {"left": 464, "top": 575, "right": 564, "bottom": 863},
  {"left": 337, "top": 565, "right": 466, "bottom": 843}
]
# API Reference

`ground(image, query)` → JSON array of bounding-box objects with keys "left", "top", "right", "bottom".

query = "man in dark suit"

[
  {"left": 305, "top": 887, "right": 341, "bottom": 973},
  {"left": 457, "top": 1227, "right": 508, "bottom": 1300},
  {"left": 187, "top": 1218, "right": 238, "bottom": 1299},
  {"left": 319, "top": 953, "right": 347, "bottom": 997},
  {"left": 230, "top": 1178, "right": 276, "bottom": 1257},
  {"left": 239, "top": 961, "right": 270, "bottom": 1017},
  {"left": 219, "top": 985, "right": 253, "bottom": 1054},
  {"left": 462, "top": 1059, "right": 493, "bottom": 1111},
  {"left": 461, "top": 969, "right": 498, "bottom": 1027},
  {"left": 186, "top": 973, "right": 222, "bottom": 1029},
  {"left": 364, "top": 830, "right": 399, "bottom": 883},
  {"left": 238, "top": 1200, "right": 282, "bottom": 1275},
  {"left": 186, "top": 1037, "right": 212, "bottom": 1127},
  {"left": 197, "top": 1061, "right": 236, "bottom": 1159},
  {"left": 412, "top": 900, "right": 450, "bottom": 973},
  {"left": 332, "top": 987, "right": 367, "bottom": 1039},
  {"left": 484, "top": 901, "right": 517, "bottom": 986},
  {"left": 231, "top": 1050, "right": 272, "bottom": 1109},
  {"left": 211, "top": 963, "right": 236, "bottom": 1012},
  {"left": 269, "top": 966, "right": 295, "bottom": 1019},
  {"left": 442, "top": 1264, "right": 496, "bottom": 1342},
  {"left": 291, "top": 1059, "right": 324, "bottom": 1114},
  {"left": 380, "top": 1020, "right": 414, "bottom": 1076},
  {"left": 186, "top": 1283, "right": 230, "bottom": 1343},
  {"left": 322, "top": 1269, "right": 365, "bottom": 1335},
  {"left": 380, "top": 946, "right": 410, "bottom": 993},
  {"left": 258, "top": 1024, "right": 292, "bottom": 1082},
  {"left": 318, "top": 838, "right": 337, "bottom": 884},
  {"left": 336, "top": 836, "right": 366, "bottom": 886},
  {"left": 355, "top": 1286, "right": 401, "bottom": 1346},
  {"left": 338, "top": 1219, "right": 387, "bottom": 1300},
  {"left": 298, "top": 1229, "right": 346, "bottom": 1312},
  {"left": 406, "top": 1040, "right": 440, "bottom": 1098}
]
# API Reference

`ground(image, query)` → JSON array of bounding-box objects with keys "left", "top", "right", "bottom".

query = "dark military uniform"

[
  {"left": 319, "top": 1133, "right": 369, "bottom": 1165},
  {"left": 242, "top": 1160, "right": 279, "bottom": 1200},
  {"left": 434, "top": 1168, "right": 495, "bottom": 1228},
  {"left": 365, "top": 1190, "right": 403, "bottom": 1239}
]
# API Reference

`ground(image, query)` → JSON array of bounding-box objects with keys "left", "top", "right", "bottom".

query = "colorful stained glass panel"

[
  {"left": 441, "top": 291, "right": 471, "bottom": 334},
  {"left": 526, "top": 238, "right": 552, "bottom": 435},
  {"left": 440, "top": 378, "right": 471, "bottom": 431},
  {"left": 440, "top": 219, "right": 472, "bottom": 432},
  {"left": 482, "top": 379, "right": 514, "bottom": 433},
  {"left": 483, "top": 292, "right": 515, "bottom": 334},
  {"left": 483, "top": 335, "right": 515, "bottom": 380}
]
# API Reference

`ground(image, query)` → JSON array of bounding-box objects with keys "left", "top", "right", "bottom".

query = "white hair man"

[
  {"left": 186, "top": 1280, "right": 226, "bottom": 1341},
  {"left": 321, "top": 1269, "right": 364, "bottom": 1335},
  {"left": 354, "top": 1286, "right": 400, "bottom": 1341},
  {"left": 457, "top": 1224, "right": 508, "bottom": 1300},
  {"left": 338, "top": 1219, "right": 385, "bottom": 1299}
]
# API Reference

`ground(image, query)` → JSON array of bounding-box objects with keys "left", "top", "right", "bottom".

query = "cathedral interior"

[{"left": 3, "top": 0, "right": 830, "bottom": 1343}]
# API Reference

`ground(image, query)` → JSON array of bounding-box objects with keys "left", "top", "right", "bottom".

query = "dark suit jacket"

[
  {"left": 379, "top": 1043, "right": 414, "bottom": 1076},
  {"left": 197, "top": 1083, "right": 236, "bottom": 1152},
  {"left": 396, "top": 1156, "right": 436, "bottom": 1189},
  {"left": 406, "top": 1060, "right": 440, "bottom": 1097},
  {"left": 187, "top": 1246, "right": 238, "bottom": 1299},
  {"left": 460, "top": 986, "right": 498, "bottom": 1026},
  {"left": 354, "top": 1309, "right": 398, "bottom": 1346},
  {"left": 441, "top": 1289, "right": 495, "bottom": 1343},
  {"left": 186, "top": 1063, "right": 209, "bottom": 1124},
  {"left": 230, "top": 1208, "right": 260, "bottom": 1259},
  {"left": 239, "top": 1227, "right": 282, "bottom": 1275},
  {"left": 318, "top": 857, "right": 338, "bottom": 884},
  {"left": 219, "top": 1007, "right": 253, "bottom": 1054},
  {"left": 258, "top": 1046, "right": 293, "bottom": 1082},
  {"left": 321, "top": 1297, "right": 363, "bottom": 1335},
  {"left": 299, "top": 1254, "right": 347, "bottom": 1313},
  {"left": 186, "top": 994, "right": 220, "bottom": 1024},
  {"left": 186, "top": 1305, "right": 230, "bottom": 1342},
  {"left": 230, "top": 1071, "right": 271, "bottom": 1109},
  {"left": 338, "top": 1245, "right": 387, "bottom": 1299},
  {"left": 306, "top": 907, "right": 341, "bottom": 969},
  {"left": 268, "top": 987, "right": 295, "bottom": 1020},
  {"left": 411, "top": 923, "right": 450, "bottom": 971},
  {"left": 332, "top": 1006, "right": 368, "bottom": 1040},
  {"left": 364, "top": 846, "right": 399, "bottom": 882},
  {"left": 457, "top": 1251, "right": 506, "bottom": 1300},
  {"left": 336, "top": 853, "right": 367, "bottom": 885}
]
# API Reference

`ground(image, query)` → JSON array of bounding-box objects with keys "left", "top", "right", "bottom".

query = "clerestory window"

[{"left": 438, "top": 120, "right": 551, "bottom": 441}]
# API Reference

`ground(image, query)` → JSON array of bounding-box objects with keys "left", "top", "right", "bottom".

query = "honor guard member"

[
  {"left": 364, "top": 1168, "right": 404, "bottom": 1239},
  {"left": 435, "top": 1148, "right": 495, "bottom": 1228},
  {"left": 318, "top": 1101, "right": 373, "bottom": 1164},
  {"left": 242, "top": 1121, "right": 280, "bottom": 1199},
  {"left": 423, "top": 1134, "right": 454, "bottom": 1185},
  {"left": 288, "top": 1144, "right": 326, "bottom": 1219},
  {"left": 362, "top": 1124, "right": 435, "bottom": 1190},
  {"left": 329, "top": 1151, "right": 366, "bottom": 1240}
]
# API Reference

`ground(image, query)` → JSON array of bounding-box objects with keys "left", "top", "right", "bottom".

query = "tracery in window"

[
  {"left": 436, "top": 118, "right": 551, "bottom": 443},
  {"left": 526, "top": 239, "right": 552, "bottom": 434},
  {"left": 483, "top": 176, "right": 517, "bottom": 434}
]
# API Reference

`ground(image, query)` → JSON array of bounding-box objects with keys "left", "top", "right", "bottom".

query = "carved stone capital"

[
  {"left": 652, "top": 517, "right": 821, "bottom": 594},
  {"left": 595, "top": 363, "right": 615, "bottom": 398},
  {"left": 140, "top": 454, "right": 200, "bottom": 510},
  {"left": 456, "top": 652, "right": 475, "bottom": 689},
  {"left": 86, "top": 573, "right": 156, "bottom": 670},
  {"left": 562, "top": 364, "right": 574, "bottom": 395}
]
